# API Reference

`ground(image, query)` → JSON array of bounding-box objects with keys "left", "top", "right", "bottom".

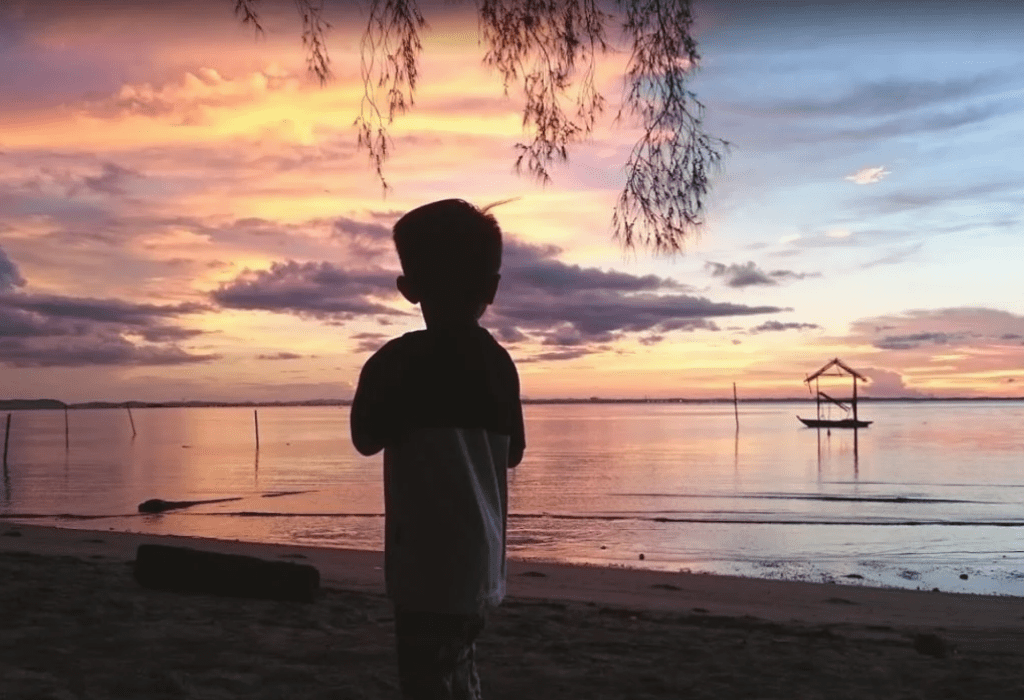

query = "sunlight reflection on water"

[{"left": 2, "top": 401, "right": 1023, "bottom": 595}]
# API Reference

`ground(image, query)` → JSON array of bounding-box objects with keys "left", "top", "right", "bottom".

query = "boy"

[{"left": 350, "top": 199, "right": 525, "bottom": 700}]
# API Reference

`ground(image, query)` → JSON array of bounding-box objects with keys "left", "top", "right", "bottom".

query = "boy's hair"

[{"left": 393, "top": 199, "right": 503, "bottom": 296}]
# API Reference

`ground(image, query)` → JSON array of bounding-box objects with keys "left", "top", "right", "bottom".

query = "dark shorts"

[{"left": 394, "top": 606, "right": 486, "bottom": 700}]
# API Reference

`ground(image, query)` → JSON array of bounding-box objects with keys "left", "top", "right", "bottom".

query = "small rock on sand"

[{"left": 912, "top": 633, "right": 951, "bottom": 658}]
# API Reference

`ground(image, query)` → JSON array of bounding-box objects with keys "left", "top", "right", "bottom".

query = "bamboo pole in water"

[
  {"left": 3, "top": 413, "right": 11, "bottom": 467},
  {"left": 64, "top": 405, "right": 69, "bottom": 450},
  {"left": 126, "top": 404, "right": 137, "bottom": 438},
  {"left": 254, "top": 409, "right": 260, "bottom": 450}
]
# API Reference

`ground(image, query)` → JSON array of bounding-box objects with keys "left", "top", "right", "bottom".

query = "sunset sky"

[{"left": 1, "top": 0, "right": 1022, "bottom": 402}]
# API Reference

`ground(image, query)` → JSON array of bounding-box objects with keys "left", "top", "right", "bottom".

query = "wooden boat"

[
  {"left": 797, "top": 358, "right": 870, "bottom": 429},
  {"left": 797, "top": 417, "right": 872, "bottom": 429}
]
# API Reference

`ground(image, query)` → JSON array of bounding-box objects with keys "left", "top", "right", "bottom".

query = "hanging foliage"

[{"left": 234, "top": 0, "right": 728, "bottom": 254}]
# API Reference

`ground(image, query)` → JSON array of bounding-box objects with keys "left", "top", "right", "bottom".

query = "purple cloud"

[
  {"left": 0, "top": 292, "right": 214, "bottom": 368},
  {"left": 706, "top": 260, "right": 819, "bottom": 288},
  {"left": 211, "top": 260, "right": 402, "bottom": 319},
  {"left": 0, "top": 246, "right": 26, "bottom": 291}
]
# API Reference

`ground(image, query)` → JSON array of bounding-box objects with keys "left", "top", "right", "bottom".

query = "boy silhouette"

[{"left": 351, "top": 199, "right": 525, "bottom": 700}]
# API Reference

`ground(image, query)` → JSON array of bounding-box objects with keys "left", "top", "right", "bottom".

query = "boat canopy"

[{"left": 804, "top": 357, "right": 869, "bottom": 384}]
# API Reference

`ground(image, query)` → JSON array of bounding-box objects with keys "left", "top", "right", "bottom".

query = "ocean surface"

[{"left": 2, "top": 401, "right": 1023, "bottom": 596}]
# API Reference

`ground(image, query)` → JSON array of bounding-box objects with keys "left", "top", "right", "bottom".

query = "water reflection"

[
  {"left": 2, "top": 457, "right": 10, "bottom": 505},
  {"left": 813, "top": 426, "right": 860, "bottom": 478},
  {"left": 854, "top": 428, "right": 859, "bottom": 474},
  {"left": 3, "top": 402, "right": 1024, "bottom": 596},
  {"left": 733, "top": 427, "right": 739, "bottom": 475}
]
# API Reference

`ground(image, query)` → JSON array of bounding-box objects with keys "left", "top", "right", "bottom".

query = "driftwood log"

[
  {"left": 138, "top": 497, "right": 242, "bottom": 513},
  {"left": 134, "top": 544, "right": 320, "bottom": 603}
]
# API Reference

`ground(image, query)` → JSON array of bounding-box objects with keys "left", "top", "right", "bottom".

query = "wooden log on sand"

[{"left": 134, "top": 543, "right": 320, "bottom": 603}]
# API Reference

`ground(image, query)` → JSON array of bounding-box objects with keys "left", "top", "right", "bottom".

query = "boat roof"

[{"left": 804, "top": 357, "right": 869, "bottom": 383}]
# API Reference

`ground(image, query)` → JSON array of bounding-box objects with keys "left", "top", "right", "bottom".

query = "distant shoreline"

[{"left": 2, "top": 396, "right": 1023, "bottom": 410}]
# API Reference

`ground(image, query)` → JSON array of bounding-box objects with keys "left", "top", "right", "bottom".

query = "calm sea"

[{"left": 2, "top": 401, "right": 1022, "bottom": 596}]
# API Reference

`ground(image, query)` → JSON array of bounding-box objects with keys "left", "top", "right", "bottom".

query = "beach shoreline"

[
  {"left": 4, "top": 521, "right": 1023, "bottom": 634},
  {"left": 4, "top": 520, "right": 1024, "bottom": 699}
]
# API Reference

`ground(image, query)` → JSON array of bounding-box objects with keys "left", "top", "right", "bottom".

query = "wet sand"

[{"left": 3, "top": 522, "right": 1023, "bottom": 699}]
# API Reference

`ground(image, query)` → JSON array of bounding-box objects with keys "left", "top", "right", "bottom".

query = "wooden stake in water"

[
  {"left": 64, "top": 405, "right": 70, "bottom": 450},
  {"left": 733, "top": 382, "right": 739, "bottom": 430},
  {"left": 254, "top": 409, "right": 260, "bottom": 450},
  {"left": 126, "top": 404, "right": 137, "bottom": 438},
  {"left": 3, "top": 413, "right": 11, "bottom": 467}
]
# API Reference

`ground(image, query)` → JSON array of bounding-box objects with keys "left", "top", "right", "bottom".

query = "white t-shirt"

[{"left": 351, "top": 325, "right": 525, "bottom": 613}]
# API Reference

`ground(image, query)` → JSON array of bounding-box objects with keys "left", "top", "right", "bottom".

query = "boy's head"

[{"left": 392, "top": 199, "right": 503, "bottom": 323}]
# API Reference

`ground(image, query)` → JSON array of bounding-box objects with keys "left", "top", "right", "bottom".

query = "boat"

[
  {"left": 797, "top": 358, "right": 870, "bottom": 429},
  {"left": 797, "top": 417, "right": 872, "bottom": 429}
]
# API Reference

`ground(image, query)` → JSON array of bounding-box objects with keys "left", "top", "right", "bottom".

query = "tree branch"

[
  {"left": 236, "top": 0, "right": 727, "bottom": 253},
  {"left": 613, "top": 0, "right": 729, "bottom": 254},
  {"left": 234, "top": 0, "right": 332, "bottom": 84},
  {"left": 479, "top": 0, "right": 608, "bottom": 183},
  {"left": 354, "top": 0, "right": 427, "bottom": 192}
]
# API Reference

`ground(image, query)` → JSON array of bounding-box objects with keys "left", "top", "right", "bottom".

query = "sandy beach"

[{"left": 3, "top": 521, "right": 1023, "bottom": 699}]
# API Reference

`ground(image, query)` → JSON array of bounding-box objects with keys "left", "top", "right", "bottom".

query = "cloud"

[
  {"left": 814, "top": 307, "right": 1024, "bottom": 397},
  {"left": 705, "top": 260, "right": 818, "bottom": 288},
  {"left": 0, "top": 247, "right": 26, "bottom": 291},
  {"left": 854, "top": 180, "right": 1018, "bottom": 217},
  {"left": 81, "top": 161, "right": 141, "bottom": 195},
  {"left": 0, "top": 289, "right": 214, "bottom": 368},
  {"left": 4, "top": 293, "right": 206, "bottom": 326},
  {"left": 207, "top": 233, "right": 784, "bottom": 348},
  {"left": 720, "top": 70, "right": 1020, "bottom": 147},
  {"left": 495, "top": 326, "right": 528, "bottom": 344},
  {"left": 874, "top": 331, "right": 958, "bottom": 350},
  {"left": 859, "top": 367, "right": 927, "bottom": 398},
  {"left": 0, "top": 337, "right": 217, "bottom": 368},
  {"left": 706, "top": 261, "right": 773, "bottom": 287},
  {"left": 748, "top": 320, "right": 820, "bottom": 333},
  {"left": 782, "top": 225, "right": 931, "bottom": 252},
  {"left": 859, "top": 242, "right": 924, "bottom": 270},
  {"left": 82, "top": 67, "right": 302, "bottom": 123},
  {"left": 211, "top": 260, "right": 402, "bottom": 320},
  {"left": 845, "top": 166, "right": 890, "bottom": 185},
  {"left": 350, "top": 331, "right": 390, "bottom": 354},
  {"left": 517, "top": 348, "right": 599, "bottom": 364},
  {"left": 256, "top": 352, "right": 305, "bottom": 360},
  {"left": 850, "top": 308, "right": 1024, "bottom": 350},
  {"left": 538, "top": 325, "right": 615, "bottom": 347},
  {"left": 331, "top": 216, "right": 395, "bottom": 260},
  {"left": 768, "top": 74, "right": 1010, "bottom": 118},
  {"left": 492, "top": 243, "right": 782, "bottom": 345},
  {"left": 828, "top": 102, "right": 1011, "bottom": 142},
  {"left": 504, "top": 239, "right": 684, "bottom": 295},
  {"left": 492, "top": 289, "right": 775, "bottom": 345}
]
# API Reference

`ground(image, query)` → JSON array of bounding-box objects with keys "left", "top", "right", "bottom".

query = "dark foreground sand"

[{"left": 2, "top": 523, "right": 1023, "bottom": 699}]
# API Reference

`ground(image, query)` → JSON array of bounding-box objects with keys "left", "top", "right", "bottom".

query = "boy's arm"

[
  {"left": 508, "top": 365, "right": 525, "bottom": 468},
  {"left": 350, "top": 351, "right": 392, "bottom": 456}
]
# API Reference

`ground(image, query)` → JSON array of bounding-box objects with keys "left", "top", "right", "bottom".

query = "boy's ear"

[
  {"left": 483, "top": 273, "right": 500, "bottom": 305},
  {"left": 396, "top": 275, "right": 420, "bottom": 304}
]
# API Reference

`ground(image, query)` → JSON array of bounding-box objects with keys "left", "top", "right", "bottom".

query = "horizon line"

[{"left": 3, "top": 395, "right": 1024, "bottom": 409}]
